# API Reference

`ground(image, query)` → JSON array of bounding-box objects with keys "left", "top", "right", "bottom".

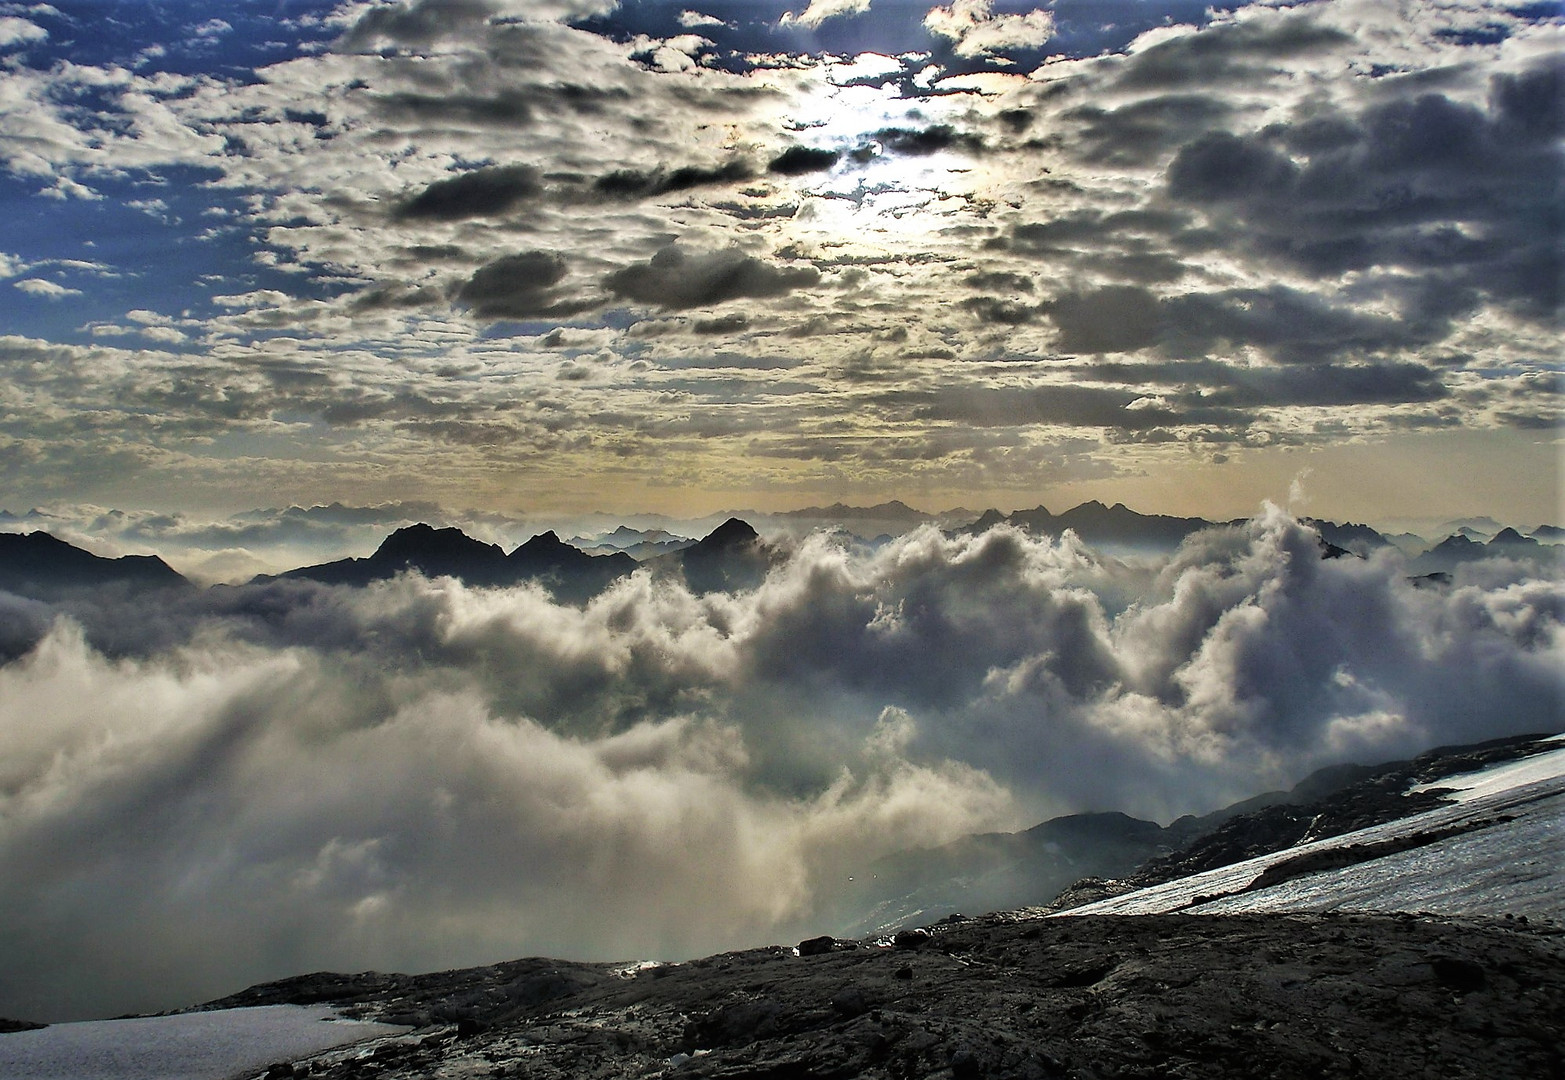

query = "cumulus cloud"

[
  {"left": 0, "top": 15, "right": 45, "bottom": 48},
  {"left": 12, "top": 278, "right": 79, "bottom": 298},
  {"left": 679, "top": 10, "right": 727, "bottom": 30},
  {"left": 1160, "top": 64, "right": 1565, "bottom": 324},
  {"left": 1, "top": 510, "right": 1558, "bottom": 1020},
  {"left": 924, "top": 0, "right": 1055, "bottom": 58},
  {"left": 781, "top": 0, "right": 873, "bottom": 31}
]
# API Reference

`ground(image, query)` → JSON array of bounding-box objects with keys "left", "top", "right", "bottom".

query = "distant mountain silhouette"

[
  {"left": 1438, "top": 516, "right": 1504, "bottom": 539},
  {"left": 1411, "top": 528, "right": 1557, "bottom": 574},
  {"left": 269, "top": 524, "right": 636, "bottom": 601},
  {"left": 962, "top": 502, "right": 1396, "bottom": 557},
  {"left": 507, "top": 532, "right": 638, "bottom": 604},
  {"left": 777, "top": 500, "right": 931, "bottom": 524},
  {"left": 651, "top": 517, "right": 776, "bottom": 594},
  {"left": 569, "top": 526, "right": 694, "bottom": 561},
  {"left": 0, "top": 531, "right": 189, "bottom": 599},
  {"left": 833, "top": 809, "right": 1195, "bottom": 937},
  {"left": 965, "top": 501, "right": 1233, "bottom": 550},
  {"left": 1301, "top": 518, "right": 1390, "bottom": 555},
  {"left": 1532, "top": 524, "right": 1565, "bottom": 542}
]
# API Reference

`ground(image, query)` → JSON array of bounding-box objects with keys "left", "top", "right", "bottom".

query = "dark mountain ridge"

[
  {"left": 263, "top": 522, "right": 638, "bottom": 601},
  {"left": 0, "top": 530, "right": 190, "bottom": 599},
  {"left": 835, "top": 732, "right": 1559, "bottom": 935},
  {"left": 647, "top": 516, "right": 779, "bottom": 594}
]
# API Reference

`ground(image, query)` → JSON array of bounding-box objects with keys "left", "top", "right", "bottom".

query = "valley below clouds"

[{"left": 1, "top": 508, "right": 1559, "bottom": 1022}]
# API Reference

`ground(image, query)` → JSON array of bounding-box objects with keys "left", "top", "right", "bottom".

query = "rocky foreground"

[{"left": 204, "top": 911, "right": 1564, "bottom": 1080}]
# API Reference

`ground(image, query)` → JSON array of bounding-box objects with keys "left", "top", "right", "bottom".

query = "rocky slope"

[
  {"left": 838, "top": 733, "right": 1557, "bottom": 933},
  {"left": 200, "top": 912, "right": 1564, "bottom": 1080}
]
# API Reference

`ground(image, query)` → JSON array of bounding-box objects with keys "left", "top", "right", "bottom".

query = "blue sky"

[{"left": 0, "top": 0, "right": 1559, "bottom": 533}]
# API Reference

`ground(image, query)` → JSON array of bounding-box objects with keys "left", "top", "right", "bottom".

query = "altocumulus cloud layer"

[
  {"left": 2, "top": 511, "right": 1560, "bottom": 1021},
  {"left": 0, "top": 0, "right": 1557, "bottom": 517}
]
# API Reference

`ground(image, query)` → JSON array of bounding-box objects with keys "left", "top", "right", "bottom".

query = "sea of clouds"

[{"left": 1, "top": 507, "right": 1560, "bottom": 1021}]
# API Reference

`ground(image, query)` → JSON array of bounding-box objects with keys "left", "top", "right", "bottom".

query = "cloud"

[
  {"left": 0, "top": 0, "right": 1557, "bottom": 523},
  {"left": 593, "top": 159, "right": 753, "bottom": 199},
  {"left": 924, "top": 1, "right": 1056, "bottom": 59},
  {"left": 679, "top": 11, "right": 728, "bottom": 31},
  {"left": 0, "top": 15, "right": 45, "bottom": 48},
  {"left": 340, "top": 0, "right": 619, "bottom": 53},
  {"left": 605, "top": 246, "right": 821, "bottom": 310},
  {"left": 12, "top": 278, "right": 80, "bottom": 299},
  {"left": 395, "top": 164, "right": 542, "bottom": 220},
  {"left": 0, "top": 607, "right": 1010, "bottom": 1021},
  {"left": 769, "top": 144, "right": 841, "bottom": 175},
  {"left": 457, "top": 251, "right": 597, "bottom": 319},
  {"left": 1160, "top": 61, "right": 1565, "bottom": 323},
  {"left": 780, "top": 0, "right": 873, "bottom": 31},
  {"left": 0, "top": 511, "right": 1559, "bottom": 1021}
]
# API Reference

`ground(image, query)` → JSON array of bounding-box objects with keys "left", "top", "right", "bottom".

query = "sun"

[{"left": 772, "top": 55, "right": 990, "bottom": 242}]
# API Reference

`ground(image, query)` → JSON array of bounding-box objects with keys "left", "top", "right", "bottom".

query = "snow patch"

[{"left": 0, "top": 1005, "right": 407, "bottom": 1080}]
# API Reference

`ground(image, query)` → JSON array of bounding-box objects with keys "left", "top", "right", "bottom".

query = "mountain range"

[{"left": 0, "top": 503, "right": 1557, "bottom": 604}]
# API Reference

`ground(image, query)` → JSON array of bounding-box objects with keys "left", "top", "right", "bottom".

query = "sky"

[{"left": 0, "top": 0, "right": 1559, "bottom": 533}]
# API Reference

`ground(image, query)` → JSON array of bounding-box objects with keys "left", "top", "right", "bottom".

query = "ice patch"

[
  {"left": 1410, "top": 738, "right": 1565, "bottom": 803},
  {"left": 1064, "top": 749, "right": 1565, "bottom": 920},
  {"left": 0, "top": 1005, "right": 407, "bottom": 1080}
]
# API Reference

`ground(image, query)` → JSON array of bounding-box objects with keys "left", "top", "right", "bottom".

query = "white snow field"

[
  {"left": 0, "top": 1005, "right": 406, "bottom": 1080},
  {"left": 1064, "top": 740, "right": 1565, "bottom": 919}
]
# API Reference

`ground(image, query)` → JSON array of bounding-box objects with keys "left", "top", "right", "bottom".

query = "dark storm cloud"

[
  {"left": 338, "top": 0, "right": 538, "bottom": 53},
  {"left": 964, "top": 271, "right": 1033, "bottom": 293},
  {"left": 593, "top": 159, "right": 754, "bottom": 198},
  {"left": 961, "top": 296, "right": 1036, "bottom": 325},
  {"left": 368, "top": 89, "right": 537, "bottom": 126},
  {"left": 1068, "top": 94, "right": 1236, "bottom": 166},
  {"left": 457, "top": 251, "right": 597, "bottom": 320},
  {"left": 1162, "top": 63, "right": 1564, "bottom": 322},
  {"left": 605, "top": 245, "right": 820, "bottom": 310},
  {"left": 872, "top": 124, "right": 984, "bottom": 156},
  {"left": 395, "top": 164, "right": 541, "bottom": 220},
  {"left": 1112, "top": 12, "right": 1354, "bottom": 90},
  {"left": 1044, "top": 284, "right": 1456, "bottom": 362},
  {"left": 768, "top": 145, "right": 840, "bottom": 175}
]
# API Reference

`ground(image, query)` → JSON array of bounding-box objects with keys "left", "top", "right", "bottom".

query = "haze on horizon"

[{"left": 0, "top": 0, "right": 1558, "bottom": 528}]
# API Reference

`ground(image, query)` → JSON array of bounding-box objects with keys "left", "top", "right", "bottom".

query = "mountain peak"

[
  {"left": 517, "top": 530, "right": 565, "bottom": 550},
  {"left": 1489, "top": 527, "right": 1532, "bottom": 546},
  {"left": 702, "top": 517, "right": 759, "bottom": 548},
  {"left": 375, "top": 524, "right": 502, "bottom": 563}
]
